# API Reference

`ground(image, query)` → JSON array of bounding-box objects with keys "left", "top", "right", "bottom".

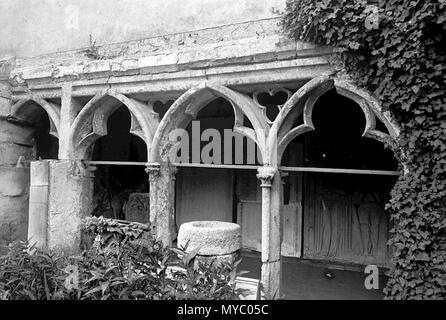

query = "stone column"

[
  {"left": 46, "top": 160, "right": 94, "bottom": 253},
  {"left": 59, "top": 83, "right": 82, "bottom": 160},
  {"left": 257, "top": 165, "right": 282, "bottom": 299},
  {"left": 146, "top": 162, "right": 176, "bottom": 247}
]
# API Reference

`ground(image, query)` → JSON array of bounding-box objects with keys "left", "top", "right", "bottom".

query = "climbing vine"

[{"left": 279, "top": 0, "right": 446, "bottom": 299}]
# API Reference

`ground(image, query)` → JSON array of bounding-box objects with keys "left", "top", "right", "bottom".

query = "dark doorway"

[
  {"left": 33, "top": 111, "right": 59, "bottom": 160},
  {"left": 175, "top": 98, "right": 236, "bottom": 227},
  {"left": 283, "top": 89, "right": 398, "bottom": 266},
  {"left": 91, "top": 106, "right": 148, "bottom": 221}
]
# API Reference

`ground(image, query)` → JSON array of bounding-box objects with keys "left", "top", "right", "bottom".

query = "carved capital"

[
  {"left": 145, "top": 162, "right": 161, "bottom": 176},
  {"left": 256, "top": 166, "right": 277, "bottom": 188}
]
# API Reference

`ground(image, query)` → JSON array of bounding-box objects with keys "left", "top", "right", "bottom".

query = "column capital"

[
  {"left": 256, "top": 165, "right": 277, "bottom": 188},
  {"left": 145, "top": 162, "right": 161, "bottom": 176}
]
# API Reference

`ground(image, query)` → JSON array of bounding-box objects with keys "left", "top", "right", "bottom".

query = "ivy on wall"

[{"left": 279, "top": 0, "right": 446, "bottom": 299}]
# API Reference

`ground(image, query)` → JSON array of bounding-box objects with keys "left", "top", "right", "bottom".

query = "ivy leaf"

[{"left": 348, "top": 41, "right": 360, "bottom": 49}]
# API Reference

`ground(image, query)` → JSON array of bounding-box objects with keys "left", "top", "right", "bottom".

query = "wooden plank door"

[
  {"left": 235, "top": 160, "right": 303, "bottom": 258},
  {"left": 303, "top": 173, "right": 393, "bottom": 266},
  {"left": 175, "top": 167, "right": 234, "bottom": 228},
  {"left": 235, "top": 170, "right": 262, "bottom": 252}
]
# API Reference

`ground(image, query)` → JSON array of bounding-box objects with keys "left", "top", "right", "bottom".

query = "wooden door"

[
  {"left": 303, "top": 173, "right": 393, "bottom": 266},
  {"left": 235, "top": 170, "right": 262, "bottom": 252},
  {"left": 175, "top": 167, "right": 234, "bottom": 228},
  {"left": 235, "top": 167, "right": 303, "bottom": 258}
]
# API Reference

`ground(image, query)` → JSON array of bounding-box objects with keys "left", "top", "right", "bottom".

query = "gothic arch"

[
  {"left": 69, "top": 90, "right": 159, "bottom": 159},
  {"left": 10, "top": 97, "right": 61, "bottom": 138},
  {"left": 149, "top": 83, "right": 270, "bottom": 163},
  {"left": 266, "top": 75, "right": 401, "bottom": 165}
]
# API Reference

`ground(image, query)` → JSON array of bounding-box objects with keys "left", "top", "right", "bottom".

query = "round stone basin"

[{"left": 177, "top": 221, "right": 241, "bottom": 256}]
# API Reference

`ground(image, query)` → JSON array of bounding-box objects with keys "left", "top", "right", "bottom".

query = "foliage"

[
  {"left": 0, "top": 222, "right": 18, "bottom": 255},
  {"left": 82, "top": 216, "right": 151, "bottom": 246},
  {"left": 0, "top": 217, "right": 241, "bottom": 300},
  {"left": 279, "top": 0, "right": 446, "bottom": 299},
  {"left": 0, "top": 242, "right": 66, "bottom": 300},
  {"left": 84, "top": 34, "right": 127, "bottom": 60}
]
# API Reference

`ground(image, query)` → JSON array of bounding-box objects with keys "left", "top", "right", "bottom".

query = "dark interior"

[{"left": 91, "top": 105, "right": 148, "bottom": 219}]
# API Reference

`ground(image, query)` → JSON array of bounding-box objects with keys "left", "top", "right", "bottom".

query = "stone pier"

[
  {"left": 28, "top": 160, "right": 94, "bottom": 253},
  {"left": 146, "top": 162, "right": 177, "bottom": 247}
]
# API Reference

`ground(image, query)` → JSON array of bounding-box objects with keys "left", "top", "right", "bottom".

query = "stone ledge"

[
  {"left": 10, "top": 58, "right": 332, "bottom": 100},
  {"left": 10, "top": 35, "right": 330, "bottom": 85}
]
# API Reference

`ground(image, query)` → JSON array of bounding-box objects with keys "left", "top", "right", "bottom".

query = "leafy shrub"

[
  {"left": 0, "top": 217, "right": 241, "bottom": 300},
  {"left": 82, "top": 216, "right": 151, "bottom": 249},
  {"left": 279, "top": 0, "right": 446, "bottom": 299},
  {"left": 0, "top": 242, "right": 67, "bottom": 300}
]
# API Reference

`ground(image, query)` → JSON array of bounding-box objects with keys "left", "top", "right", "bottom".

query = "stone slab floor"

[{"left": 239, "top": 250, "right": 388, "bottom": 300}]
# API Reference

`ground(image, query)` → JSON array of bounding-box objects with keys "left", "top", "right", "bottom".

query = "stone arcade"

[{"left": 0, "top": 5, "right": 401, "bottom": 299}]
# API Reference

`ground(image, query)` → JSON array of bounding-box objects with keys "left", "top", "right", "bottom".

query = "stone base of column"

[
  {"left": 261, "top": 260, "right": 282, "bottom": 300},
  {"left": 47, "top": 160, "right": 94, "bottom": 254}
]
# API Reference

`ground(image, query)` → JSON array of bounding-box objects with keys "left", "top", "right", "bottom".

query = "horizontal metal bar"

[
  {"left": 279, "top": 166, "right": 399, "bottom": 176},
  {"left": 84, "top": 161, "right": 399, "bottom": 176},
  {"left": 85, "top": 161, "right": 147, "bottom": 166},
  {"left": 173, "top": 162, "right": 260, "bottom": 170}
]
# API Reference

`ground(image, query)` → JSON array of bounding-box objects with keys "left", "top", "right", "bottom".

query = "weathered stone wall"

[
  {"left": 0, "top": 0, "right": 285, "bottom": 58},
  {"left": 0, "top": 57, "right": 33, "bottom": 248}
]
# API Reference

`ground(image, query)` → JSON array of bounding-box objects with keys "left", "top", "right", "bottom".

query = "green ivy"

[{"left": 279, "top": 0, "right": 446, "bottom": 299}]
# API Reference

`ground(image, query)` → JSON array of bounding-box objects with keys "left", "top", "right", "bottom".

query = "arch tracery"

[
  {"left": 149, "top": 83, "right": 270, "bottom": 163},
  {"left": 264, "top": 75, "right": 400, "bottom": 165},
  {"left": 69, "top": 90, "right": 159, "bottom": 159}
]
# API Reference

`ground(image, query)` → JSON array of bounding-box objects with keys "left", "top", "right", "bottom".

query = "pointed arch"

[
  {"left": 69, "top": 90, "right": 159, "bottom": 159},
  {"left": 149, "top": 82, "right": 269, "bottom": 163},
  {"left": 333, "top": 78, "right": 400, "bottom": 138},
  {"left": 266, "top": 75, "right": 401, "bottom": 165},
  {"left": 10, "top": 97, "right": 61, "bottom": 138}
]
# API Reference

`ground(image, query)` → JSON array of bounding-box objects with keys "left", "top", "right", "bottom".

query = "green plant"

[
  {"left": 82, "top": 216, "right": 151, "bottom": 247},
  {"left": 81, "top": 216, "right": 240, "bottom": 300},
  {"left": 84, "top": 34, "right": 128, "bottom": 60},
  {"left": 279, "top": 0, "right": 446, "bottom": 299},
  {"left": 0, "top": 222, "right": 18, "bottom": 255},
  {"left": 0, "top": 242, "right": 67, "bottom": 300},
  {"left": 0, "top": 217, "right": 241, "bottom": 300}
]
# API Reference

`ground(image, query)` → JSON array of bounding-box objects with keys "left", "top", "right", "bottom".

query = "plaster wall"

[{"left": 0, "top": 0, "right": 285, "bottom": 58}]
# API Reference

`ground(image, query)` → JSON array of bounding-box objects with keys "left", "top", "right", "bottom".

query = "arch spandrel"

[
  {"left": 149, "top": 83, "right": 270, "bottom": 163},
  {"left": 69, "top": 90, "right": 159, "bottom": 160}
]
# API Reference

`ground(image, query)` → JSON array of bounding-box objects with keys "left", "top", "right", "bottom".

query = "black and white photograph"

[{"left": 0, "top": 0, "right": 444, "bottom": 311}]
